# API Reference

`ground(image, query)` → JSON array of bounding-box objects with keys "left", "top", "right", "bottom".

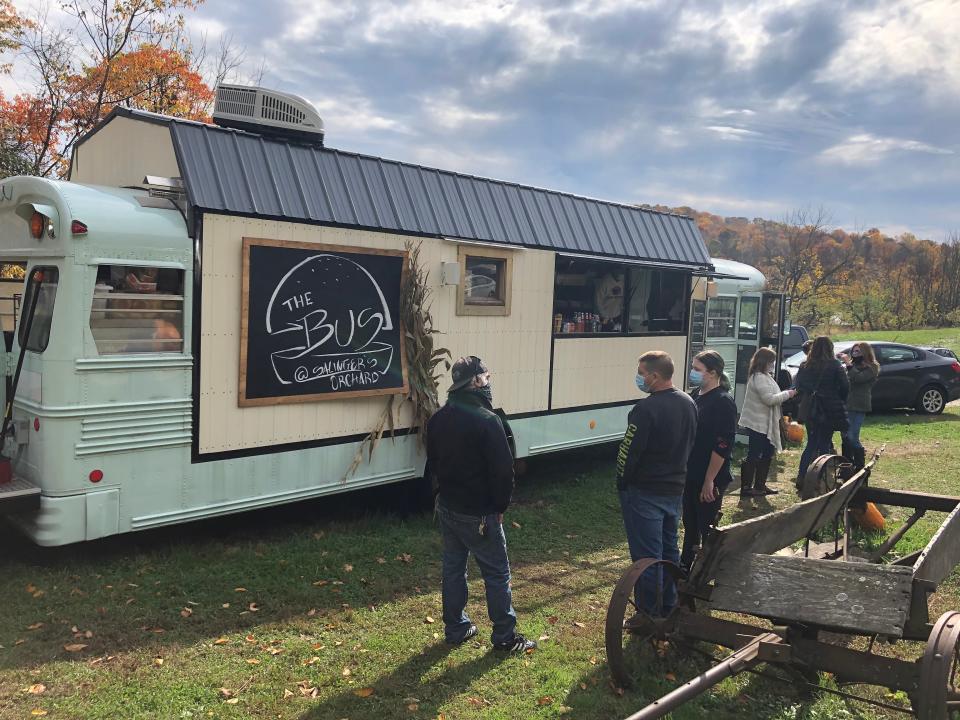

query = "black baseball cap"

[{"left": 448, "top": 355, "right": 488, "bottom": 392}]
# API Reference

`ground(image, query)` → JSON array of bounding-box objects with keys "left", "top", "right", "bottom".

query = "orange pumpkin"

[
  {"left": 784, "top": 418, "right": 804, "bottom": 444},
  {"left": 850, "top": 502, "right": 885, "bottom": 531}
]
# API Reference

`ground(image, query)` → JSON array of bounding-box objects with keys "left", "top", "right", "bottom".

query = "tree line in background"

[
  {"left": 648, "top": 205, "right": 960, "bottom": 332},
  {"left": 0, "top": 0, "right": 255, "bottom": 179},
  {"left": 2, "top": 2, "right": 957, "bottom": 333}
]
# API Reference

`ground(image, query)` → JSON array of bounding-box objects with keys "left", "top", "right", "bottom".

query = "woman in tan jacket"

[{"left": 738, "top": 347, "right": 797, "bottom": 496}]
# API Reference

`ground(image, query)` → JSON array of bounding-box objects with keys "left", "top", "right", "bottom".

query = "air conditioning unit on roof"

[{"left": 213, "top": 84, "right": 325, "bottom": 145}]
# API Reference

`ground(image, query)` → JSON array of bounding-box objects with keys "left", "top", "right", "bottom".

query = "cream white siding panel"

[
  {"left": 70, "top": 116, "right": 179, "bottom": 188},
  {"left": 199, "top": 214, "right": 553, "bottom": 454},
  {"left": 551, "top": 335, "right": 688, "bottom": 409}
]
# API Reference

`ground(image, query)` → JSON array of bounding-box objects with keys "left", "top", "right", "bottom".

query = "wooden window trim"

[{"left": 456, "top": 245, "right": 513, "bottom": 317}]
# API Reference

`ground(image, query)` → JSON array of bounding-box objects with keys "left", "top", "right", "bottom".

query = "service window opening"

[
  {"left": 90, "top": 265, "right": 185, "bottom": 354},
  {"left": 553, "top": 257, "right": 688, "bottom": 336}
]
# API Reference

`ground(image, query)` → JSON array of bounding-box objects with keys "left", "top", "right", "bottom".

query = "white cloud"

[
  {"left": 634, "top": 182, "right": 788, "bottom": 216},
  {"left": 705, "top": 125, "right": 762, "bottom": 140},
  {"left": 818, "top": 1, "right": 960, "bottom": 97},
  {"left": 420, "top": 92, "right": 510, "bottom": 131},
  {"left": 309, "top": 95, "right": 412, "bottom": 137},
  {"left": 819, "top": 133, "right": 954, "bottom": 166}
]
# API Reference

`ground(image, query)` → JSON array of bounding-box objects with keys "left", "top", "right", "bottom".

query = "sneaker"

[
  {"left": 760, "top": 487, "right": 779, "bottom": 495},
  {"left": 446, "top": 624, "right": 478, "bottom": 645},
  {"left": 494, "top": 634, "right": 537, "bottom": 653}
]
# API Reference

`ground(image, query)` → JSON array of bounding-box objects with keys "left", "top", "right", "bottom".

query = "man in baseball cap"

[{"left": 426, "top": 356, "right": 535, "bottom": 653}]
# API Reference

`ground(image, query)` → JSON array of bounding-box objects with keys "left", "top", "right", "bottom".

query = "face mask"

[
  {"left": 635, "top": 373, "right": 648, "bottom": 392},
  {"left": 852, "top": 355, "right": 863, "bottom": 364},
  {"left": 474, "top": 382, "right": 493, "bottom": 404},
  {"left": 688, "top": 369, "right": 704, "bottom": 386}
]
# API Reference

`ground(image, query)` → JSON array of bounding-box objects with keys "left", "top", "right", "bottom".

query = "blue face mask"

[
  {"left": 635, "top": 373, "right": 648, "bottom": 392},
  {"left": 688, "top": 369, "right": 704, "bottom": 386}
]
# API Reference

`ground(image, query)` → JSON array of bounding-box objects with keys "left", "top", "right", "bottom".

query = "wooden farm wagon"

[{"left": 605, "top": 450, "right": 960, "bottom": 719}]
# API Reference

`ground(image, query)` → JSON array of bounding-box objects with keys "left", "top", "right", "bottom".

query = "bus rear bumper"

[{"left": 5, "top": 490, "right": 118, "bottom": 547}]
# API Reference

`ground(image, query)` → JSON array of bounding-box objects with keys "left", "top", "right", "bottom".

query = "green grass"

[
  {"left": 2, "top": 377, "right": 960, "bottom": 718},
  {"left": 831, "top": 326, "right": 960, "bottom": 354}
]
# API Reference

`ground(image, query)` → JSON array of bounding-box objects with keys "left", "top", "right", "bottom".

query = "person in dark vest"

[
  {"left": 839, "top": 342, "right": 880, "bottom": 470},
  {"left": 426, "top": 356, "right": 536, "bottom": 653},
  {"left": 796, "top": 336, "right": 850, "bottom": 482},
  {"left": 616, "top": 350, "right": 698, "bottom": 618}
]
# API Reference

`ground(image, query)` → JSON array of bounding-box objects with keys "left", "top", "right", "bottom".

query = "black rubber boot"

[
  {"left": 755, "top": 458, "right": 778, "bottom": 495},
  {"left": 739, "top": 460, "right": 758, "bottom": 498},
  {"left": 841, "top": 437, "right": 854, "bottom": 464},
  {"left": 853, "top": 446, "right": 866, "bottom": 471}
]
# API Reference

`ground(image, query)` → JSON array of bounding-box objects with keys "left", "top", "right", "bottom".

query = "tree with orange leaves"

[{"left": 1, "top": 0, "right": 218, "bottom": 179}]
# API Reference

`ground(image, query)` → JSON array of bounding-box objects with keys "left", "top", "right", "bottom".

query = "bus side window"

[{"left": 90, "top": 266, "right": 185, "bottom": 354}]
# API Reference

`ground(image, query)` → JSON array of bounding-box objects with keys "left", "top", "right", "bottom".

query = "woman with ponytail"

[
  {"left": 738, "top": 347, "right": 797, "bottom": 497},
  {"left": 680, "top": 350, "right": 738, "bottom": 571}
]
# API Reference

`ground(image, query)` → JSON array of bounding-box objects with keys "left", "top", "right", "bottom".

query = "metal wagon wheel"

[
  {"left": 605, "top": 558, "right": 686, "bottom": 688},
  {"left": 917, "top": 611, "right": 960, "bottom": 719}
]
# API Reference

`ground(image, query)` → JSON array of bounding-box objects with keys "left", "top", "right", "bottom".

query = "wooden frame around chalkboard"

[{"left": 238, "top": 237, "right": 409, "bottom": 407}]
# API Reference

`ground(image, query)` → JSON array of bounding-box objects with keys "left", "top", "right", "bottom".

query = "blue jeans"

[
  {"left": 618, "top": 487, "right": 682, "bottom": 617},
  {"left": 798, "top": 422, "right": 835, "bottom": 480},
  {"left": 438, "top": 503, "right": 517, "bottom": 644},
  {"left": 746, "top": 428, "right": 775, "bottom": 461},
  {"left": 845, "top": 411, "right": 865, "bottom": 451}
]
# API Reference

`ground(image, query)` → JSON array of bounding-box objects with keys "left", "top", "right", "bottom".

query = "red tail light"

[
  {"left": 951, "top": 361, "right": 960, "bottom": 374},
  {"left": 71, "top": 220, "right": 88, "bottom": 235}
]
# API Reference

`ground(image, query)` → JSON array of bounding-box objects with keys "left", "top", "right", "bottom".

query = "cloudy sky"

[{"left": 8, "top": 0, "right": 960, "bottom": 240}]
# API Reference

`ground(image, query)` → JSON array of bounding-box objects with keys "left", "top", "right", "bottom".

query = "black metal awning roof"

[{"left": 96, "top": 108, "right": 713, "bottom": 269}]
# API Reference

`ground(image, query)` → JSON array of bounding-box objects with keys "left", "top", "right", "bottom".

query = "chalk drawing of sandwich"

[{"left": 266, "top": 254, "right": 395, "bottom": 390}]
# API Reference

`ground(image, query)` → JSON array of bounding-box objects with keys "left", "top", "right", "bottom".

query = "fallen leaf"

[
  {"left": 424, "top": 616, "right": 435, "bottom": 624},
  {"left": 312, "top": 642, "right": 325, "bottom": 650},
  {"left": 213, "top": 637, "right": 230, "bottom": 645},
  {"left": 342, "top": 667, "right": 351, "bottom": 677},
  {"left": 64, "top": 643, "right": 88, "bottom": 652},
  {"left": 579, "top": 683, "right": 588, "bottom": 690},
  {"left": 180, "top": 607, "right": 193, "bottom": 618},
  {"left": 218, "top": 688, "right": 234, "bottom": 699},
  {"left": 559, "top": 705, "right": 573, "bottom": 714},
  {"left": 307, "top": 608, "right": 318, "bottom": 617},
  {"left": 312, "top": 580, "right": 329, "bottom": 587},
  {"left": 245, "top": 634, "right": 256, "bottom": 643},
  {"left": 283, "top": 689, "right": 295, "bottom": 699},
  {"left": 407, "top": 703, "right": 419, "bottom": 711},
  {"left": 376, "top": 557, "right": 386, "bottom": 564},
  {"left": 25, "top": 583, "right": 37, "bottom": 593},
  {"left": 665, "top": 672, "right": 677, "bottom": 682},
  {"left": 589, "top": 656, "right": 598, "bottom": 665},
  {"left": 15, "top": 639, "right": 26, "bottom": 646},
  {"left": 537, "top": 696, "right": 553, "bottom": 706},
  {"left": 396, "top": 553, "right": 412, "bottom": 563},
  {"left": 30, "top": 711, "right": 48, "bottom": 717},
  {"left": 248, "top": 603, "right": 259, "bottom": 612},
  {"left": 267, "top": 647, "right": 283, "bottom": 656},
  {"left": 32, "top": 590, "right": 45, "bottom": 599},
  {"left": 225, "top": 698, "right": 240, "bottom": 705},
  {"left": 511, "top": 521, "right": 522, "bottom": 529},
  {"left": 27, "top": 622, "right": 44, "bottom": 631},
  {"left": 153, "top": 657, "right": 164, "bottom": 667},
  {"left": 573, "top": 621, "right": 586, "bottom": 628},
  {"left": 354, "top": 687, "right": 374, "bottom": 698},
  {"left": 234, "top": 587, "right": 247, "bottom": 593},
  {"left": 343, "top": 564, "right": 354, "bottom": 572},
  {"left": 26, "top": 684, "right": 46, "bottom": 695},
  {"left": 221, "top": 603, "right": 230, "bottom": 609},
  {"left": 313, "top": 531, "right": 325, "bottom": 539},
  {"left": 538, "top": 634, "right": 550, "bottom": 642},
  {"left": 246, "top": 659, "right": 260, "bottom": 665}
]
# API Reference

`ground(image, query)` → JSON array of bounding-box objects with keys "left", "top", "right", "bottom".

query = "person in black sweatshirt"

[
  {"left": 427, "top": 355, "right": 536, "bottom": 654},
  {"left": 681, "top": 350, "right": 738, "bottom": 571},
  {"left": 616, "top": 350, "right": 698, "bottom": 618}
]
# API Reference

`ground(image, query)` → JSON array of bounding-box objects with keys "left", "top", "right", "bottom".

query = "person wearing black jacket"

[
  {"left": 616, "top": 350, "right": 698, "bottom": 617},
  {"left": 681, "top": 350, "right": 738, "bottom": 571},
  {"left": 426, "top": 355, "right": 536, "bottom": 654},
  {"left": 796, "top": 336, "right": 850, "bottom": 483}
]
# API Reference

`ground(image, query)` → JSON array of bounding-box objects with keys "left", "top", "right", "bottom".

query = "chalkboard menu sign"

[
  {"left": 690, "top": 299, "right": 707, "bottom": 354},
  {"left": 239, "top": 238, "right": 408, "bottom": 406}
]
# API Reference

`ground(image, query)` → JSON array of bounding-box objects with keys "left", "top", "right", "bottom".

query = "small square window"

[{"left": 456, "top": 247, "right": 512, "bottom": 316}]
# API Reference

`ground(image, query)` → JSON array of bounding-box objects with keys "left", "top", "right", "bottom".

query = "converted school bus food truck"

[{"left": 0, "top": 85, "right": 787, "bottom": 546}]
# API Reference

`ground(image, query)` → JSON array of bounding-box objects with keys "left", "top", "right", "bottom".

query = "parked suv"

[
  {"left": 782, "top": 341, "right": 960, "bottom": 415},
  {"left": 781, "top": 325, "right": 809, "bottom": 360}
]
